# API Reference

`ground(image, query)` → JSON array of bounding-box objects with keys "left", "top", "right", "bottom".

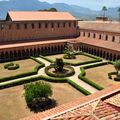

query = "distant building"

[{"left": 96, "top": 16, "right": 108, "bottom": 21}]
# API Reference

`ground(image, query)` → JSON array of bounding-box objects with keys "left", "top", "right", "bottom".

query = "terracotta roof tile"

[
  {"left": 78, "top": 21, "right": 120, "bottom": 33},
  {"left": 74, "top": 37, "right": 120, "bottom": 52},
  {"left": 7, "top": 11, "right": 76, "bottom": 21}
]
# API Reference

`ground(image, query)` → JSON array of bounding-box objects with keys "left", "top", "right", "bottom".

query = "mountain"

[{"left": 0, "top": 0, "right": 119, "bottom": 20}]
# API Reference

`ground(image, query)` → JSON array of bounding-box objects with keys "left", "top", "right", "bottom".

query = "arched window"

[
  {"left": 93, "top": 33, "right": 96, "bottom": 38},
  {"left": 83, "top": 32, "right": 85, "bottom": 36},
  {"left": 31, "top": 23, "right": 34, "bottom": 29},
  {"left": 51, "top": 23, "right": 54, "bottom": 28},
  {"left": 112, "top": 36, "right": 115, "bottom": 42},
  {"left": 63, "top": 23, "right": 65, "bottom": 27},
  {"left": 69, "top": 22, "right": 71, "bottom": 27},
  {"left": 45, "top": 23, "right": 48, "bottom": 28},
  {"left": 58, "top": 23, "right": 60, "bottom": 28},
  {"left": 99, "top": 34, "right": 101, "bottom": 39},
  {"left": 105, "top": 35, "right": 108, "bottom": 40},
  {"left": 39, "top": 23, "right": 41, "bottom": 28},
  {"left": 88, "top": 33, "right": 90, "bottom": 37},
  {"left": 24, "top": 24, "right": 27, "bottom": 29}
]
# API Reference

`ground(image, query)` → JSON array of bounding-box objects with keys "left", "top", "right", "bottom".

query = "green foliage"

[
  {"left": 78, "top": 62, "right": 107, "bottom": 90},
  {"left": 67, "top": 80, "right": 91, "bottom": 95},
  {"left": 24, "top": 81, "right": 52, "bottom": 108},
  {"left": 108, "top": 71, "right": 117, "bottom": 79},
  {"left": 54, "top": 58, "right": 64, "bottom": 72},
  {"left": 0, "top": 57, "right": 45, "bottom": 83},
  {"left": 45, "top": 65, "right": 75, "bottom": 78},
  {"left": 4, "top": 62, "right": 20, "bottom": 70},
  {"left": 64, "top": 43, "right": 76, "bottom": 59},
  {"left": 113, "top": 60, "right": 120, "bottom": 76},
  {"left": 39, "top": 8, "right": 57, "bottom": 12}
]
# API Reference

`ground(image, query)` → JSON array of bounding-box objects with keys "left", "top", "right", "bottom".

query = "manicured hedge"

[
  {"left": 83, "top": 62, "right": 108, "bottom": 69},
  {"left": 45, "top": 65, "right": 75, "bottom": 78},
  {"left": 78, "top": 62, "right": 107, "bottom": 90},
  {"left": 0, "top": 57, "right": 45, "bottom": 83},
  {"left": 40, "top": 52, "right": 102, "bottom": 66},
  {"left": 0, "top": 76, "right": 41, "bottom": 89},
  {"left": 65, "top": 59, "right": 102, "bottom": 66},
  {"left": 108, "top": 71, "right": 117, "bottom": 79},
  {"left": 114, "top": 77, "right": 120, "bottom": 81},
  {"left": 0, "top": 75, "right": 91, "bottom": 95},
  {"left": 67, "top": 79, "right": 91, "bottom": 95},
  {"left": 4, "top": 62, "right": 20, "bottom": 70},
  {"left": 40, "top": 55, "right": 54, "bottom": 63}
]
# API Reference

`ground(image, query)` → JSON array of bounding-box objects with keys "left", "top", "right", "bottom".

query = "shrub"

[
  {"left": 24, "top": 81, "right": 53, "bottom": 108},
  {"left": 108, "top": 72, "right": 117, "bottom": 79},
  {"left": 67, "top": 79, "right": 91, "bottom": 95},
  {"left": 45, "top": 65, "right": 75, "bottom": 78},
  {"left": 4, "top": 62, "right": 20, "bottom": 70}
]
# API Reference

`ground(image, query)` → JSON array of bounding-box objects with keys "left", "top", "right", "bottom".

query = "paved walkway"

[{"left": 0, "top": 57, "right": 103, "bottom": 94}]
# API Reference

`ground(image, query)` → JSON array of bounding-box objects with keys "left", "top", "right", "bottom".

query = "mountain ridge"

[{"left": 0, "top": 0, "right": 119, "bottom": 20}]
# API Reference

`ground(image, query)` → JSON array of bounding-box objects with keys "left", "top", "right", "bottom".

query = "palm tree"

[
  {"left": 118, "top": 7, "right": 120, "bottom": 22},
  {"left": 102, "top": 6, "right": 107, "bottom": 18}
]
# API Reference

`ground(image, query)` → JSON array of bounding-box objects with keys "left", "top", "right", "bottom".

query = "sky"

[{"left": 39, "top": 0, "right": 120, "bottom": 10}]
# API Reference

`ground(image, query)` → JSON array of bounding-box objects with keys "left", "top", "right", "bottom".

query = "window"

[
  {"left": 88, "top": 33, "right": 90, "bottom": 37},
  {"left": 99, "top": 34, "right": 101, "bottom": 39},
  {"left": 45, "top": 23, "right": 48, "bottom": 28},
  {"left": 63, "top": 23, "right": 65, "bottom": 27},
  {"left": 32, "top": 23, "right": 34, "bottom": 29},
  {"left": 16, "top": 24, "right": 20, "bottom": 29},
  {"left": 51, "top": 23, "right": 54, "bottom": 28},
  {"left": 112, "top": 36, "right": 115, "bottom": 42},
  {"left": 69, "top": 22, "right": 71, "bottom": 27},
  {"left": 105, "top": 35, "right": 108, "bottom": 40},
  {"left": 93, "top": 34, "right": 96, "bottom": 38},
  {"left": 83, "top": 32, "right": 85, "bottom": 36},
  {"left": 24, "top": 24, "right": 27, "bottom": 29},
  {"left": 58, "top": 23, "right": 60, "bottom": 28},
  {"left": 39, "top": 23, "right": 41, "bottom": 28}
]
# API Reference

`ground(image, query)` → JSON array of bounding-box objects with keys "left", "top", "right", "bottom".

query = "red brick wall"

[{"left": 0, "top": 20, "right": 79, "bottom": 43}]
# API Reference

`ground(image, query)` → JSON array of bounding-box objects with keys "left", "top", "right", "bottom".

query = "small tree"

[
  {"left": 64, "top": 43, "right": 76, "bottom": 59},
  {"left": 54, "top": 58, "right": 64, "bottom": 72},
  {"left": 24, "top": 81, "right": 52, "bottom": 108},
  {"left": 114, "top": 60, "right": 120, "bottom": 77}
]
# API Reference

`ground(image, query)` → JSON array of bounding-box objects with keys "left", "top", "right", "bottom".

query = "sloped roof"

[
  {"left": 7, "top": 11, "right": 76, "bottom": 21},
  {"left": 78, "top": 21, "right": 120, "bottom": 33},
  {"left": 22, "top": 85, "right": 120, "bottom": 120}
]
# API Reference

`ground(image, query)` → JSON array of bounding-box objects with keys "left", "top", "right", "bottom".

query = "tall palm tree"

[
  {"left": 118, "top": 7, "right": 120, "bottom": 22},
  {"left": 102, "top": 6, "right": 107, "bottom": 18}
]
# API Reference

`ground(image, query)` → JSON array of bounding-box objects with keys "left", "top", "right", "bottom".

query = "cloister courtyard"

[{"left": 0, "top": 52, "right": 120, "bottom": 120}]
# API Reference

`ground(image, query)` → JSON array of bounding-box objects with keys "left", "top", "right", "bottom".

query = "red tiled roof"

[
  {"left": 0, "top": 37, "right": 120, "bottom": 53},
  {"left": 78, "top": 21, "right": 120, "bottom": 33},
  {"left": 75, "top": 37, "right": 120, "bottom": 52},
  {"left": 22, "top": 84, "right": 120, "bottom": 120},
  {"left": 7, "top": 11, "right": 76, "bottom": 21}
]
